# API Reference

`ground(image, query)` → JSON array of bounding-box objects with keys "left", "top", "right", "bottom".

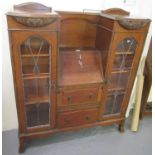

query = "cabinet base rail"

[{"left": 19, "top": 117, "right": 125, "bottom": 153}]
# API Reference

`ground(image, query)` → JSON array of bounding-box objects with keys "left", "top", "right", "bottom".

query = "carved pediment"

[
  {"left": 13, "top": 16, "right": 57, "bottom": 27},
  {"left": 118, "top": 19, "right": 150, "bottom": 30}
]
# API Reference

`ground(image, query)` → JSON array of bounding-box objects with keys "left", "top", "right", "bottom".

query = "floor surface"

[{"left": 2, "top": 117, "right": 152, "bottom": 155}]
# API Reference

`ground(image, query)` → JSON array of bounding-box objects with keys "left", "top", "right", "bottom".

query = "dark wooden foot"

[
  {"left": 118, "top": 121, "right": 125, "bottom": 133},
  {"left": 19, "top": 138, "right": 26, "bottom": 153},
  {"left": 139, "top": 112, "right": 144, "bottom": 120}
]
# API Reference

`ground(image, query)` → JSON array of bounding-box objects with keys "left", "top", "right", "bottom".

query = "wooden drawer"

[
  {"left": 57, "top": 109, "right": 98, "bottom": 128},
  {"left": 61, "top": 88, "right": 99, "bottom": 105}
]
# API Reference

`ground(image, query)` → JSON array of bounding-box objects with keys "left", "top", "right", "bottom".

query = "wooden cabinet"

[{"left": 6, "top": 3, "right": 151, "bottom": 153}]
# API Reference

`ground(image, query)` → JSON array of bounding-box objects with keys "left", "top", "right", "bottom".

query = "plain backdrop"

[{"left": 2, "top": 0, "right": 152, "bottom": 131}]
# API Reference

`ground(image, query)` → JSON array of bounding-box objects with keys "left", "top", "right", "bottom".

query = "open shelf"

[{"left": 58, "top": 49, "right": 104, "bottom": 86}]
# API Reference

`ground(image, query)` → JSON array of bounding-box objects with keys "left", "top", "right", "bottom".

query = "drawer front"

[
  {"left": 57, "top": 109, "right": 98, "bottom": 128},
  {"left": 63, "top": 88, "right": 99, "bottom": 105}
]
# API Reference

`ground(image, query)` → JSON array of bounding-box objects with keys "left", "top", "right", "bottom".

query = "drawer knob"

[
  {"left": 65, "top": 119, "right": 71, "bottom": 124},
  {"left": 67, "top": 96, "right": 72, "bottom": 104},
  {"left": 88, "top": 94, "right": 93, "bottom": 98},
  {"left": 85, "top": 116, "right": 91, "bottom": 121}
]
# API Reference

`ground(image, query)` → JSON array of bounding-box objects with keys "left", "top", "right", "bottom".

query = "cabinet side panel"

[{"left": 9, "top": 31, "right": 27, "bottom": 132}]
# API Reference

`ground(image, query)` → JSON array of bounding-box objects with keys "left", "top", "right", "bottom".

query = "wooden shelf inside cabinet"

[
  {"left": 107, "top": 90, "right": 126, "bottom": 95},
  {"left": 25, "top": 96, "right": 49, "bottom": 105},
  {"left": 108, "top": 87, "right": 125, "bottom": 92},
  {"left": 21, "top": 54, "right": 49, "bottom": 57},
  {"left": 115, "top": 52, "right": 134, "bottom": 55},
  {"left": 23, "top": 73, "right": 49, "bottom": 80},
  {"left": 58, "top": 49, "right": 104, "bottom": 86},
  {"left": 112, "top": 68, "right": 131, "bottom": 74}
]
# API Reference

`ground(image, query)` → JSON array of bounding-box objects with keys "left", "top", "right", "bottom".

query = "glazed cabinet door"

[
  {"left": 101, "top": 33, "right": 146, "bottom": 119},
  {"left": 11, "top": 31, "right": 57, "bottom": 132}
]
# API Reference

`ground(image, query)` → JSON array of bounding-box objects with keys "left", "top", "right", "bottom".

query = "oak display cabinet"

[{"left": 6, "top": 3, "right": 151, "bottom": 153}]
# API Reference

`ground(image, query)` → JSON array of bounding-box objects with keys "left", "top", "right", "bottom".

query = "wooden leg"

[
  {"left": 19, "top": 138, "right": 26, "bottom": 153},
  {"left": 118, "top": 120, "right": 125, "bottom": 133},
  {"left": 140, "top": 112, "right": 144, "bottom": 120}
]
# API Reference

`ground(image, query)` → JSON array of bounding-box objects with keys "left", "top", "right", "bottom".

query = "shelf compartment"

[
  {"left": 112, "top": 54, "right": 134, "bottom": 71},
  {"left": 116, "top": 37, "right": 138, "bottom": 54},
  {"left": 21, "top": 56, "right": 49, "bottom": 74},
  {"left": 26, "top": 102, "right": 50, "bottom": 127},
  {"left": 23, "top": 78, "right": 50, "bottom": 103},
  {"left": 20, "top": 37, "right": 50, "bottom": 55},
  {"left": 58, "top": 49, "right": 103, "bottom": 86},
  {"left": 25, "top": 96, "right": 49, "bottom": 105}
]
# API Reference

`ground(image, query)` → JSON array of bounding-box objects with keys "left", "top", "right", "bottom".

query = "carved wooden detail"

[
  {"left": 102, "top": 8, "right": 130, "bottom": 16},
  {"left": 118, "top": 19, "right": 150, "bottom": 30},
  {"left": 14, "top": 2, "right": 52, "bottom": 13},
  {"left": 13, "top": 16, "right": 57, "bottom": 27}
]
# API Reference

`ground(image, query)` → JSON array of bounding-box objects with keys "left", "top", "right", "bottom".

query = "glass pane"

[
  {"left": 21, "top": 37, "right": 49, "bottom": 55},
  {"left": 108, "top": 72, "right": 130, "bottom": 91},
  {"left": 103, "top": 37, "right": 138, "bottom": 116},
  {"left": 104, "top": 92, "right": 124, "bottom": 115},
  {"left": 23, "top": 78, "right": 49, "bottom": 104},
  {"left": 26, "top": 103, "right": 49, "bottom": 127},
  {"left": 113, "top": 54, "right": 134, "bottom": 71},
  {"left": 21, "top": 56, "right": 49, "bottom": 74},
  {"left": 116, "top": 37, "right": 138, "bottom": 53},
  {"left": 21, "top": 36, "right": 50, "bottom": 75},
  {"left": 113, "top": 37, "right": 137, "bottom": 72},
  {"left": 20, "top": 36, "right": 51, "bottom": 128}
]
